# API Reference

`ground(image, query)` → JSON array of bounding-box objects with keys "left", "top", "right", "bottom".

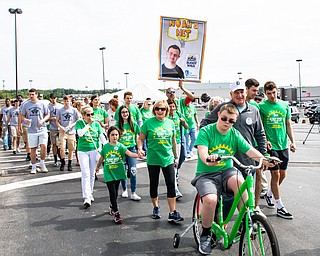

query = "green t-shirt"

[
  {"left": 140, "top": 108, "right": 153, "bottom": 123},
  {"left": 140, "top": 117, "right": 175, "bottom": 167},
  {"left": 248, "top": 99, "right": 260, "bottom": 110},
  {"left": 180, "top": 101, "right": 197, "bottom": 129},
  {"left": 75, "top": 120, "right": 104, "bottom": 152},
  {"left": 195, "top": 123, "right": 251, "bottom": 175},
  {"left": 93, "top": 107, "right": 108, "bottom": 124},
  {"left": 100, "top": 142, "right": 128, "bottom": 182},
  {"left": 116, "top": 122, "right": 140, "bottom": 148},
  {"left": 115, "top": 105, "right": 142, "bottom": 124},
  {"left": 259, "top": 99, "right": 291, "bottom": 150},
  {"left": 168, "top": 111, "right": 185, "bottom": 144}
]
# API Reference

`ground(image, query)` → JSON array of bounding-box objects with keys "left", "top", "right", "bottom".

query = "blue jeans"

[
  {"left": 185, "top": 127, "right": 196, "bottom": 155},
  {"left": 121, "top": 147, "right": 137, "bottom": 193},
  {"left": 3, "top": 125, "right": 12, "bottom": 149},
  {"left": 178, "top": 135, "right": 186, "bottom": 170}
]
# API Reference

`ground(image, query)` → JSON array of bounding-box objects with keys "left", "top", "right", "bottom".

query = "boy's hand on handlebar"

[{"left": 205, "top": 154, "right": 221, "bottom": 166}]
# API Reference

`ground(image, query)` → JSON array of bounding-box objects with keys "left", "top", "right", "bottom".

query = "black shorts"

[{"left": 268, "top": 149, "right": 289, "bottom": 171}]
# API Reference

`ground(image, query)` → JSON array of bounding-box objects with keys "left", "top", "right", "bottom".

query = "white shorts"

[{"left": 28, "top": 130, "right": 48, "bottom": 148}]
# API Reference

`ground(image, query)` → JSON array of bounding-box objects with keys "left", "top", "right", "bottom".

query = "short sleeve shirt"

[
  {"left": 75, "top": 120, "right": 104, "bottom": 152},
  {"left": 115, "top": 105, "right": 142, "bottom": 124},
  {"left": 93, "top": 107, "right": 108, "bottom": 124},
  {"left": 259, "top": 99, "right": 290, "bottom": 150},
  {"left": 48, "top": 103, "right": 63, "bottom": 131},
  {"left": 8, "top": 107, "right": 20, "bottom": 126},
  {"left": 20, "top": 100, "right": 49, "bottom": 133},
  {"left": 195, "top": 123, "right": 251, "bottom": 175},
  {"left": 56, "top": 107, "right": 79, "bottom": 134},
  {"left": 116, "top": 122, "right": 140, "bottom": 148},
  {"left": 140, "top": 117, "right": 175, "bottom": 167},
  {"left": 100, "top": 142, "right": 128, "bottom": 182}
]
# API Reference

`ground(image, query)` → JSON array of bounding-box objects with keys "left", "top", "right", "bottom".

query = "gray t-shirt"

[
  {"left": 48, "top": 103, "right": 63, "bottom": 131},
  {"left": 8, "top": 107, "right": 20, "bottom": 126},
  {"left": 19, "top": 99, "right": 30, "bottom": 127},
  {"left": 56, "top": 107, "right": 79, "bottom": 135},
  {"left": 0, "top": 106, "right": 12, "bottom": 124},
  {"left": 21, "top": 100, "right": 49, "bottom": 134}
]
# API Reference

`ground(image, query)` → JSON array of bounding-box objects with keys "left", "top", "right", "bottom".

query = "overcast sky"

[{"left": 1, "top": 0, "right": 319, "bottom": 92}]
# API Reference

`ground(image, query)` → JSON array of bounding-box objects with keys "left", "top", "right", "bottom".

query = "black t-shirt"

[{"left": 161, "top": 64, "right": 184, "bottom": 79}]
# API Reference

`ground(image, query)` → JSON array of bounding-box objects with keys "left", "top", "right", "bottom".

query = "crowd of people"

[{"left": 1, "top": 78, "right": 296, "bottom": 253}]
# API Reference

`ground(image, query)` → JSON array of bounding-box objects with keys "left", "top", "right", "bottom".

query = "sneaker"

[
  {"left": 67, "top": 164, "right": 73, "bottom": 171},
  {"left": 109, "top": 205, "right": 116, "bottom": 216},
  {"left": 114, "top": 212, "right": 123, "bottom": 224},
  {"left": 30, "top": 168, "right": 37, "bottom": 174},
  {"left": 95, "top": 174, "right": 98, "bottom": 180},
  {"left": 265, "top": 195, "right": 275, "bottom": 209},
  {"left": 168, "top": 210, "right": 184, "bottom": 222},
  {"left": 53, "top": 162, "right": 59, "bottom": 167},
  {"left": 26, "top": 155, "right": 31, "bottom": 161},
  {"left": 90, "top": 195, "right": 95, "bottom": 202},
  {"left": 199, "top": 235, "right": 212, "bottom": 255},
  {"left": 176, "top": 189, "right": 183, "bottom": 200},
  {"left": 260, "top": 190, "right": 268, "bottom": 199},
  {"left": 39, "top": 163, "right": 48, "bottom": 173},
  {"left": 28, "top": 162, "right": 32, "bottom": 169},
  {"left": 121, "top": 190, "right": 128, "bottom": 198},
  {"left": 152, "top": 206, "right": 161, "bottom": 219},
  {"left": 254, "top": 206, "right": 267, "bottom": 219},
  {"left": 186, "top": 153, "right": 191, "bottom": 159},
  {"left": 17, "top": 148, "right": 21, "bottom": 153},
  {"left": 83, "top": 198, "right": 91, "bottom": 208},
  {"left": 131, "top": 192, "right": 141, "bottom": 201},
  {"left": 13, "top": 150, "right": 16, "bottom": 155},
  {"left": 277, "top": 207, "right": 293, "bottom": 219}
]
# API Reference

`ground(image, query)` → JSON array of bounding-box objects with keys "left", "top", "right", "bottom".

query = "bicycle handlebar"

[{"left": 206, "top": 155, "right": 282, "bottom": 171}]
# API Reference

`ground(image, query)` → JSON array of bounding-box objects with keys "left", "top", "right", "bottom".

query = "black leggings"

[
  {"left": 106, "top": 180, "right": 121, "bottom": 212},
  {"left": 147, "top": 164, "right": 176, "bottom": 198}
]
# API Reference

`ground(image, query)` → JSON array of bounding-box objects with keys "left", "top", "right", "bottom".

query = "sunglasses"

[
  {"left": 220, "top": 116, "right": 236, "bottom": 124},
  {"left": 86, "top": 113, "right": 94, "bottom": 117},
  {"left": 167, "top": 90, "right": 175, "bottom": 95},
  {"left": 155, "top": 107, "right": 166, "bottom": 111}
]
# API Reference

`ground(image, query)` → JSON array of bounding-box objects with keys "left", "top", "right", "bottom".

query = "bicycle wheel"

[
  {"left": 192, "top": 194, "right": 202, "bottom": 247},
  {"left": 239, "top": 214, "right": 280, "bottom": 256}
]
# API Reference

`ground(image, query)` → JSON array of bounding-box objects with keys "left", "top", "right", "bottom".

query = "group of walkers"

[{"left": 1, "top": 78, "right": 295, "bottom": 246}]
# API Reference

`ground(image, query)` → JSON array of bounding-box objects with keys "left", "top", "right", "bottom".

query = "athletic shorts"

[
  {"left": 28, "top": 130, "right": 48, "bottom": 148},
  {"left": 10, "top": 126, "right": 20, "bottom": 137},
  {"left": 191, "top": 167, "right": 241, "bottom": 198},
  {"left": 268, "top": 149, "right": 289, "bottom": 171},
  {"left": 49, "top": 130, "right": 59, "bottom": 145},
  {"left": 57, "top": 131, "right": 76, "bottom": 151}
]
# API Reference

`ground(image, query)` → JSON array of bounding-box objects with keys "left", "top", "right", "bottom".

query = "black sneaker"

[
  {"left": 265, "top": 195, "right": 275, "bottom": 209},
  {"left": 67, "top": 164, "right": 73, "bottom": 171},
  {"left": 168, "top": 210, "right": 184, "bottom": 222},
  {"left": 152, "top": 206, "right": 161, "bottom": 219},
  {"left": 260, "top": 190, "right": 268, "bottom": 199},
  {"left": 199, "top": 235, "right": 212, "bottom": 255},
  {"left": 26, "top": 154, "right": 31, "bottom": 161},
  {"left": 13, "top": 151, "right": 16, "bottom": 155},
  {"left": 114, "top": 212, "right": 123, "bottom": 224},
  {"left": 277, "top": 207, "right": 293, "bottom": 219}
]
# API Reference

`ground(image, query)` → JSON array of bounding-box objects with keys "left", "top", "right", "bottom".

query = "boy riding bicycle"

[{"left": 192, "top": 104, "right": 272, "bottom": 255}]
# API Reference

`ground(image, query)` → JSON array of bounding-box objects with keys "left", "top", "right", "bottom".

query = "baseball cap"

[
  {"left": 231, "top": 81, "right": 246, "bottom": 92},
  {"left": 49, "top": 93, "right": 57, "bottom": 99},
  {"left": 39, "top": 93, "right": 44, "bottom": 97}
]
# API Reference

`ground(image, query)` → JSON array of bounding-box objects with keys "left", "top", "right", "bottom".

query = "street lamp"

[
  {"left": 237, "top": 72, "right": 242, "bottom": 80},
  {"left": 99, "top": 47, "right": 106, "bottom": 94},
  {"left": 9, "top": 8, "right": 22, "bottom": 97},
  {"left": 124, "top": 72, "right": 129, "bottom": 88},
  {"left": 105, "top": 80, "right": 109, "bottom": 91},
  {"left": 296, "top": 59, "right": 302, "bottom": 103},
  {"left": 29, "top": 79, "right": 33, "bottom": 88}
]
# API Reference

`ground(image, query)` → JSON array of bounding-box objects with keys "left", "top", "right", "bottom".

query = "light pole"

[
  {"left": 29, "top": 79, "right": 33, "bottom": 88},
  {"left": 237, "top": 72, "right": 242, "bottom": 80},
  {"left": 296, "top": 59, "right": 302, "bottom": 103},
  {"left": 105, "top": 80, "right": 109, "bottom": 91},
  {"left": 124, "top": 72, "right": 129, "bottom": 88},
  {"left": 99, "top": 47, "right": 106, "bottom": 94},
  {"left": 9, "top": 8, "right": 22, "bottom": 97}
]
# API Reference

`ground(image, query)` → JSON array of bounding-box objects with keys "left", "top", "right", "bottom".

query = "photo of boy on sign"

[{"left": 159, "top": 16, "right": 206, "bottom": 82}]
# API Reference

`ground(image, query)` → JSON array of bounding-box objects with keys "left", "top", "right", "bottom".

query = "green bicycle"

[{"left": 173, "top": 155, "right": 281, "bottom": 256}]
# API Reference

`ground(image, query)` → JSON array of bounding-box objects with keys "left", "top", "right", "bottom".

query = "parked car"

[
  {"left": 305, "top": 105, "right": 319, "bottom": 118},
  {"left": 309, "top": 106, "right": 320, "bottom": 124},
  {"left": 290, "top": 106, "right": 300, "bottom": 123}
]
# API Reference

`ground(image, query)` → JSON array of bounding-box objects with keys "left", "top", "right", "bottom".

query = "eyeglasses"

[
  {"left": 86, "top": 113, "right": 94, "bottom": 117},
  {"left": 167, "top": 90, "right": 175, "bottom": 95},
  {"left": 220, "top": 116, "right": 236, "bottom": 124},
  {"left": 155, "top": 107, "right": 166, "bottom": 111},
  {"left": 121, "top": 111, "right": 129, "bottom": 114}
]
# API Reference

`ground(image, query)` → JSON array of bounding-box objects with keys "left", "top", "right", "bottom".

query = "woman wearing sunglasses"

[
  {"left": 116, "top": 105, "right": 142, "bottom": 201},
  {"left": 75, "top": 106, "right": 106, "bottom": 208},
  {"left": 139, "top": 100, "right": 184, "bottom": 223}
]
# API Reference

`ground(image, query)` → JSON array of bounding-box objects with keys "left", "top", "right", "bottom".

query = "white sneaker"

[
  {"left": 90, "top": 195, "right": 95, "bottom": 202},
  {"left": 53, "top": 162, "right": 59, "bottom": 167},
  {"left": 17, "top": 148, "right": 21, "bottom": 153},
  {"left": 30, "top": 168, "right": 37, "bottom": 174},
  {"left": 122, "top": 190, "right": 128, "bottom": 198},
  {"left": 131, "top": 192, "right": 141, "bottom": 201},
  {"left": 254, "top": 206, "right": 267, "bottom": 219},
  {"left": 39, "top": 163, "right": 48, "bottom": 173},
  {"left": 83, "top": 198, "right": 91, "bottom": 208}
]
